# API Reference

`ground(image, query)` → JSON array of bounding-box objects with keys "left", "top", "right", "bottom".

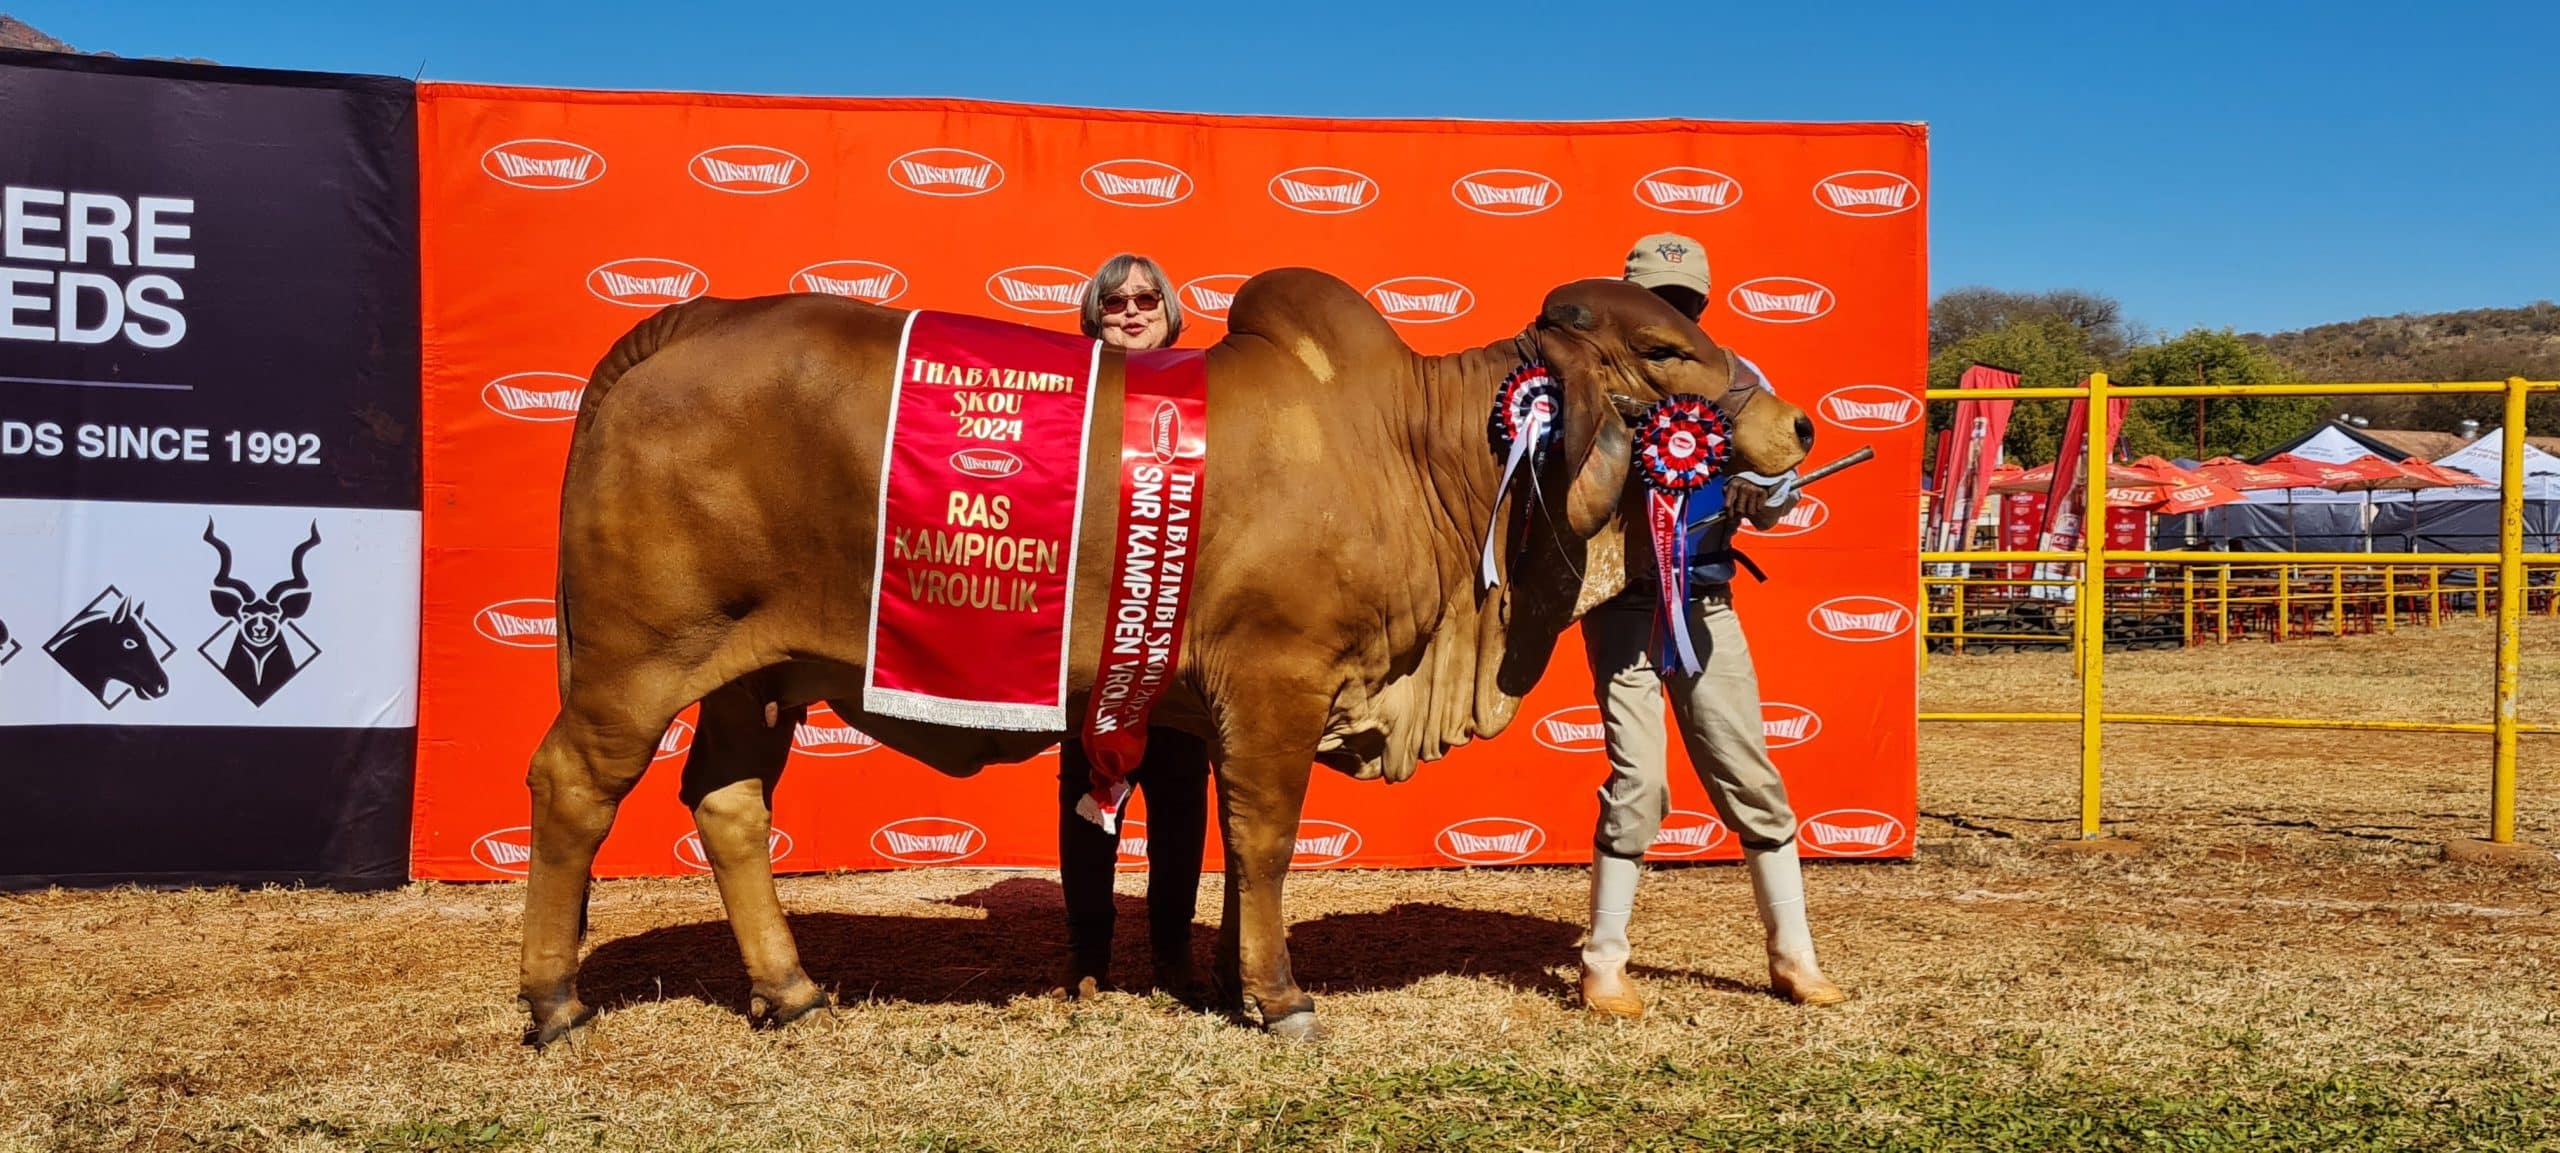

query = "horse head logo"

[{"left": 43, "top": 587, "right": 173, "bottom": 708}]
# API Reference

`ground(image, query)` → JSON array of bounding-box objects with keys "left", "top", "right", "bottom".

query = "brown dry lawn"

[{"left": 6, "top": 617, "right": 2558, "bottom": 1151}]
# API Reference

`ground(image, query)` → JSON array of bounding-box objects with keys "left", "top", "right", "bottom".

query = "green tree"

[
  {"left": 1930, "top": 286, "right": 2133, "bottom": 361},
  {"left": 2112, "top": 329, "right": 2323, "bottom": 461},
  {"left": 1926, "top": 315, "right": 2104, "bottom": 466}
]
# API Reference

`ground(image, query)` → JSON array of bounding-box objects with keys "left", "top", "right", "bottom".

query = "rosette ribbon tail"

[
  {"left": 1075, "top": 778, "right": 1133, "bottom": 834},
  {"left": 1649, "top": 488, "right": 1703, "bottom": 676},
  {"left": 1479, "top": 406, "right": 1546, "bottom": 590}
]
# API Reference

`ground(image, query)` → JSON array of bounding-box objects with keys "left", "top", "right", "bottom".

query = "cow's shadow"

[{"left": 571, "top": 874, "right": 1737, "bottom": 1024}]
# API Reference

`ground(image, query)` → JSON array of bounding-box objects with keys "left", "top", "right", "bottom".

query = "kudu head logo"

[
  {"left": 43, "top": 587, "right": 173, "bottom": 708},
  {"left": 200, "top": 519, "right": 324, "bottom": 706}
]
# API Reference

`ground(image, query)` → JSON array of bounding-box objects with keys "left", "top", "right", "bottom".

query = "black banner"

[
  {"left": 0, "top": 48, "right": 418, "bottom": 508},
  {"left": 0, "top": 49, "right": 421, "bottom": 891}
]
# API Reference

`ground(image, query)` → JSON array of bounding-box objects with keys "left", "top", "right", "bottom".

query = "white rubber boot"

[
  {"left": 1745, "top": 840, "right": 1846, "bottom": 1005},
  {"left": 1578, "top": 851, "right": 1645, "bottom": 1017}
]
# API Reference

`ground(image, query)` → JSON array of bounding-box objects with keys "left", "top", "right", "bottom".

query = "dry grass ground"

[{"left": 6, "top": 618, "right": 2559, "bottom": 1151}]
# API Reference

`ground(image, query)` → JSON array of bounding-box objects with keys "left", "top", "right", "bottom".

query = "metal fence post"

[
  {"left": 2080, "top": 372, "right": 2110, "bottom": 839},
  {"left": 2491, "top": 377, "right": 2526, "bottom": 845}
]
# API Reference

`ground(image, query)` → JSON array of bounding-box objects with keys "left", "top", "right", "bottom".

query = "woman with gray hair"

[
  {"left": 1079, "top": 251, "right": 1184, "bottom": 351},
  {"left": 1053, "top": 251, "right": 1213, "bottom": 1002}
]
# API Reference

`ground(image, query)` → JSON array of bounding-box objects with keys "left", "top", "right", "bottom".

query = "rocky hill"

[
  {"left": 2245, "top": 303, "right": 2560, "bottom": 431},
  {"left": 0, "top": 13, "right": 214, "bottom": 62},
  {"left": 0, "top": 14, "right": 70, "bottom": 51}
]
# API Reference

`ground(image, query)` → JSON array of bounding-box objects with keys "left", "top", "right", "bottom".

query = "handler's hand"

[
  {"left": 1727, "top": 470, "right": 1798, "bottom": 528},
  {"left": 1727, "top": 478, "right": 1772, "bottom": 523}
]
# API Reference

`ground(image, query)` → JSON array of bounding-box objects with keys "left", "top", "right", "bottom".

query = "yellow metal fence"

[
  {"left": 1918, "top": 375, "right": 2560, "bottom": 847},
  {"left": 1923, "top": 563, "right": 2560, "bottom": 651}
]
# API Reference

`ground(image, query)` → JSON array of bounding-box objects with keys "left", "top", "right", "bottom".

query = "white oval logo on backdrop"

[
  {"left": 1451, "top": 168, "right": 1561, "bottom": 216},
  {"left": 1816, "top": 385, "right": 1921, "bottom": 431},
  {"left": 587, "top": 258, "right": 708, "bottom": 307},
  {"left": 1082, "top": 158, "right": 1195, "bottom": 206},
  {"left": 1435, "top": 817, "right": 1548, "bottom": 865},
  {"left": 471, "top": 826, "right": 535, "bottom": 875},
  {"left": 1727, "top": 277, "right": 1835, "bottom": 324},
  {"left": 1532, "top": 705, "right": 1607, "bottom": 754},
  {"left": 474, "top": 598, "right": 556, "bottom": 649},
  {"left": 1632, "top": 166, "right": 1742, "bottom": 214},
  {"left": 1178, "top": 273, "right": 1251, "bottom": 321},
  {"left": 1812, "top": 169, "right": 1920, "bottom": 217},
  {"left": 1267, "top": 166, "right": 1379, "bottom": 214},
  {"left": 790, "top": 260, "right": 908, "bottom": 304},
  {"left": 1806, "top": 595, "right": 1914, "bottom": 642},
  {"left": 792, "top": 704, "right": 879, "bottom": 757},
  {"left": 1292, "top": 819, "right": 1364, "bottom": 867},
  {"left": 1366, "top": 276, "right": 1474, "bottom": 324},
  {"left": 985, "top": 264, "right": 1090, "bottom": 315},
  {"left": 888, "top": 147, "right": 1005, "bottom": 197},
  {"left": 480, "top": 371, "right": 587, "bottom": 423},
  {"left": 689, "top": 144, "right": 809, "bottom": 194},
  {"left": 481, "top": 139, "right": 606, "bottom": 190},
  {"left": 871, "top": 817, "right": 987, "bottom": 864},
  {"left": 1799, "top": 808, "right": 1909, "bottom": 856}
]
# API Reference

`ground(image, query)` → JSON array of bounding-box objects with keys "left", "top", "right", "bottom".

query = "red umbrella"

[
  {"left": 2269, "top": 454, "right": 2450, "bottom": 553},
  {"left": 2195, "top": 456, "right": 2327, "bottom": 491},
  {"left": 2396, "top": 457, "right": 2490, "bottom": 488},
  {"left": 2317, "top": 453, "right": 2437, "bottom": 494},
  {"left": 2263, "top": 453, "right": 2379, "bottom": 488},
  {"left": 1987, "top": 460, "right": 2172, "bottom": 494},
  {"left": 2138, "top": 478, "right": 2248, "bottom": 516},
  {"left": 2114, "top": 457, "right": 2245, "bottom": 515}
]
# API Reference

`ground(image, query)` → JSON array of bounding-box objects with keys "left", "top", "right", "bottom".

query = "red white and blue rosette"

[
  {"left": 1480, "top": 361, "right": 1563, "bottom": 589},
  {"left": 1634, "top": 394, "right": 1731, "bottom": 492},
  {"left": 1633, "top": 394, "right": 1732, "bottom": 675}
]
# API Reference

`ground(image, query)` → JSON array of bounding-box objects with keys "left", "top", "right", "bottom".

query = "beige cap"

[{"left": 1623, "top": 232, "right": 1710, "bottom": 294}]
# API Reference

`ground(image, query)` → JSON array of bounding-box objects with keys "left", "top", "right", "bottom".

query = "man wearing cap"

[{"left": 1574, "top": 231, "right": 1846, "bottom": 1017}]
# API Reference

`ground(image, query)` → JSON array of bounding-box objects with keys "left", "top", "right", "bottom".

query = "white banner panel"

[{"left": 0, "top": 497, "right": 421, "bottom": 728}]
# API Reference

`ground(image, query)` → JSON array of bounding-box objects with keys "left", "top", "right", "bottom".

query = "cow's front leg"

[{"left": 1212, "top": 741, "right": 1319, "bottom": 1041}]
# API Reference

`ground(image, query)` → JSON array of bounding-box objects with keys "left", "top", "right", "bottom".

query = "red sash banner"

[
  {"left": 1077, "top": 348, "right": 1210, "bottom": 831},
  {"left": 864, "top": 309, "right": 1101, "bottom": 730}
]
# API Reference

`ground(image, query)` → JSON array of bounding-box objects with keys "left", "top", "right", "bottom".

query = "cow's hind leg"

[
  {"left": 519, "top": 707, "right": 664, "bottom": 1048},
  {"left": 681, "top": 680, "right": 829, "bottom": 1029},
  {"left": 1211, "top": 696, "right": 1325, "bottom": 1041}
]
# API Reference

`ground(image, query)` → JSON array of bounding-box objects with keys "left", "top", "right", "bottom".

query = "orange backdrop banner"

[{"left": 411, "top": 82, "right": 1926, "bottom": 880}]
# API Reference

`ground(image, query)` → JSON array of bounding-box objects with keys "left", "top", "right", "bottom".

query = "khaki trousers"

[{"left": 1581, "top": 594, "right": 1798, "bottom": 856}]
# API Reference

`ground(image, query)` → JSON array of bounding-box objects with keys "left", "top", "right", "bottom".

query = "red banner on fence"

[{"left": 409, "top": 82, "right": 1928, "bottom": 878}]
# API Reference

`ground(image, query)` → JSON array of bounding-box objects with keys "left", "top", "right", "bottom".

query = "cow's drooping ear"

[{"left": 211, "top": 588, "right": 245, "bottom": 619}]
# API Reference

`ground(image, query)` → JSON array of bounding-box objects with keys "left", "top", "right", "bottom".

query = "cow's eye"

[
  {"left": 124, "top": 639, "right": 138, "bottom": 650},
  {"left": 1643, "top": 347, "right": 1685, "bottom": 362}
]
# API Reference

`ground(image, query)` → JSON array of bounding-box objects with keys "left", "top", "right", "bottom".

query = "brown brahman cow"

[{"left": 517, "top": 267, "right": 1812, "bottom": 1046}]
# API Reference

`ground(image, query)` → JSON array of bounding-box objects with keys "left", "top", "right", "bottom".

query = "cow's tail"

[{"left": 553, "top": 301, "right": 711, "bottom": 703}]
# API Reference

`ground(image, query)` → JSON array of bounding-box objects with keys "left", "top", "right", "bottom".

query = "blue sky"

[{"left": 16, "top": 1, "right": 2555, "bottom": 337}]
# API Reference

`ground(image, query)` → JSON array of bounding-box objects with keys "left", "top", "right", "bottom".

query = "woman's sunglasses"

[{"left": 1102, "top": 291, "right": 1163, "bottom": 313}]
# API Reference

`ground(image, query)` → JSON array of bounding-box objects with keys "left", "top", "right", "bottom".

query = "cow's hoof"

[
  {"left": 523, "top": 998, "right": 596, "bottom": 1049},
  {"left": 750, "top": 983, "right": 833, "bottom": 1030},
  {"left": 1264, "top": 1009, "right": 1324, "bottom": 1042}
]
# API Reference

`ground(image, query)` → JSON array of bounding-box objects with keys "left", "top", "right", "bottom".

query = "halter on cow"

[{"left": 514, "top": 267, "right": 1811, "bottom": 1046}]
